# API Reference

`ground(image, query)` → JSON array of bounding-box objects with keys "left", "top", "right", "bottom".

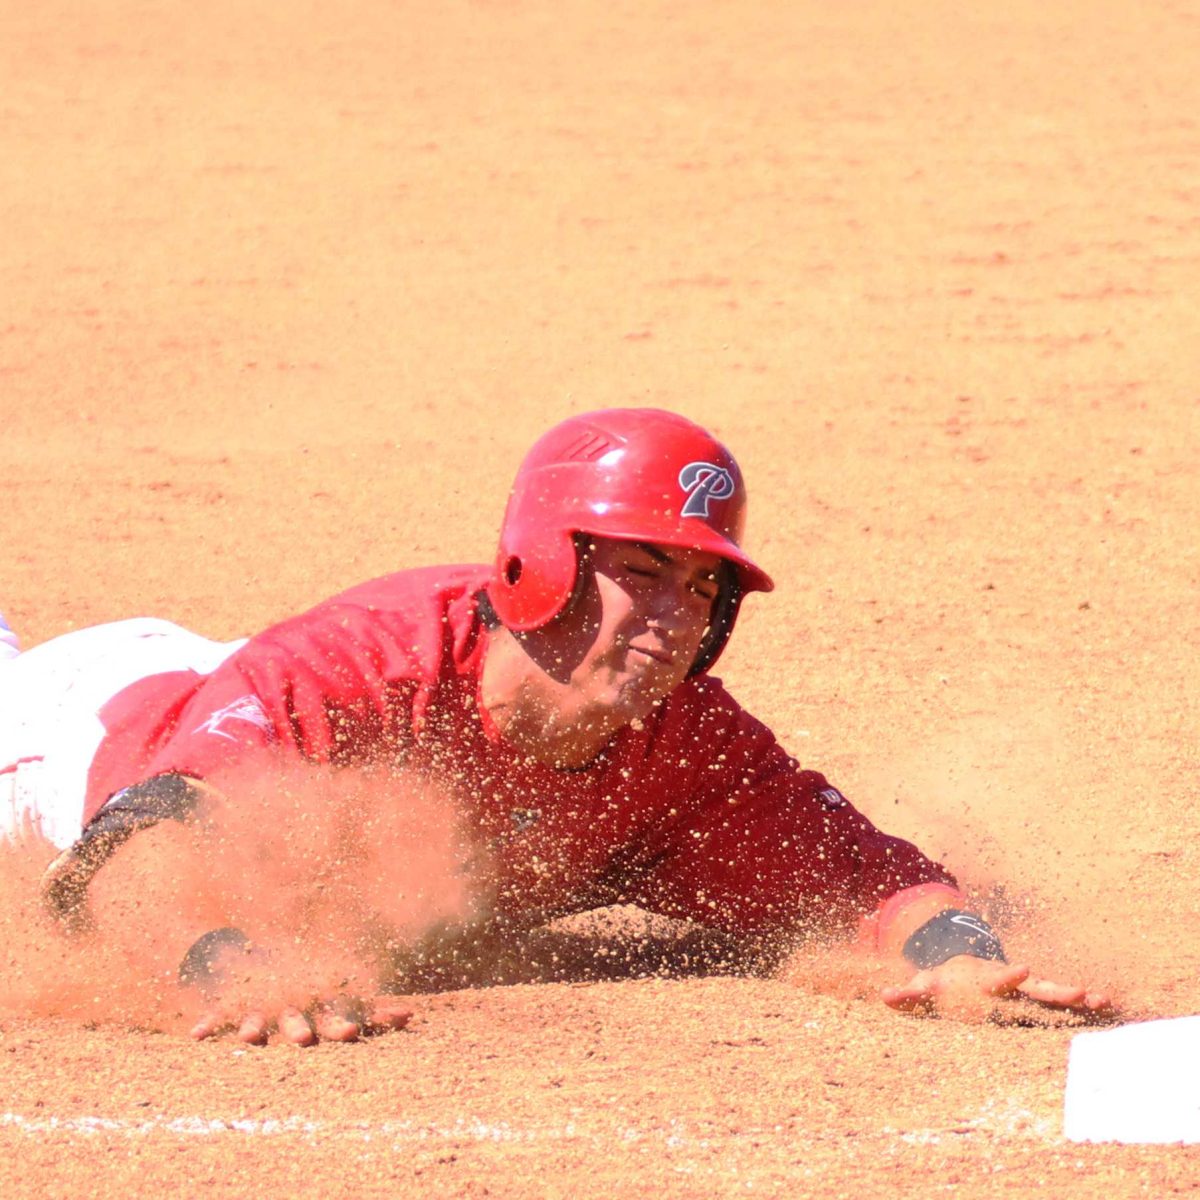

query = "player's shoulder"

[
  {"left": 653, "top": 671, "right": 753, "bottom": 741},
  {"left": 225, "top": 564, "right": 493, "bottom": 687},
  {"left": 241, "top": 564, "right": 491, "bottom": 656},
  {"left": 655, "top": 671, "right": 789, "bottom": 762},
  {"left": 664, "top": 671, "right": 739, "bottom": 716},
  {"left": 323, "top": 563, "right": 492, "bottom": 616}
]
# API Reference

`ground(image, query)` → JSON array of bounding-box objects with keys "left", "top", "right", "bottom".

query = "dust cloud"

[
  {"left": 844, "top": 710, "right": 1166, "bottom": 1018},
  {"left": 0, "top": 764, "right": 484, "bottom": 1031}
]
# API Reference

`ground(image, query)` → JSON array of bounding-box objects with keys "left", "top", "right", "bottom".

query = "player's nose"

[{"left": 645, "top": 581, "right": 698, "bottom": 634}]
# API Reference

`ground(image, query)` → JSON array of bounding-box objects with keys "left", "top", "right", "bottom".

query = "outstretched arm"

[
  {"left": 618, "top": 719, "right": 1116, "bottom": 1024},
  {"left": 44, "top": 774, "right": 415, "bottom": 1046}
]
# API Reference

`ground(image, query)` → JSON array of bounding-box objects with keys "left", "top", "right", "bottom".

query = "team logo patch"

[
  {"left": 817, "top": 786, "right": 847, "bottom": 810},
  {"left": 193, "top": 694, "right": 274, "bottom": 742},
  {"left": 678, "top": 461, "right": 735, "bottom": 519}
]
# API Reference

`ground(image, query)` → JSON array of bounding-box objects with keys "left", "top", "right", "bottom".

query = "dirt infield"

[{"left": 3, "top": 0, "right": 1198, "bottom": 1195}]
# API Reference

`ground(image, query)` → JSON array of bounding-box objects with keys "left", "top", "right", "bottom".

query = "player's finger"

[
  {"left": 312, "top": 1008, "right": 361, "bottom": 1043},
  {"left": 1018, "top": 978, "right": 1119, "bottom": 1016},
  {"left": 236, "top": 1012, "right": 271, "bottom": 1045},
  {"left": 1017, "top": 976, "right": 1086, "bottom": 1007},
  {"left": 880, "top": 982, "right": 936, "bottom": 1014},
  {"left": 189, "top": 1010, "right": 229, "bottom": 1041},
  {"left": 367, "top": 1002, "right": 414, "bottom": 1033},
  {"left": 982, "top": 962, "right": 1030, "bottom": 997},
  {"left": 277, "top": 1006, "right": 317, "bottom": 1046}
]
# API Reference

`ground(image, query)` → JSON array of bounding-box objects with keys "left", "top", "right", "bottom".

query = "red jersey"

[{"left": 85, "top": 566, "right": 956, "bottom": 938}]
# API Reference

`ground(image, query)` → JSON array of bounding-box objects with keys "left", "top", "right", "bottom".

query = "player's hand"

[
  {"left": 880, "top": 955, "right": 1117, "bottom": 1024},
  {"left": 189, "top": 997, "right": 414, "bottom": 1045},
  {"left": 179, "top": 928, "right": 412, "bottom": 1045}
]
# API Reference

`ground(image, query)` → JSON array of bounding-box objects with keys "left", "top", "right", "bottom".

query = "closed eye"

[{"left": 625, "top": 561, "right": 717, "bottom": 596}]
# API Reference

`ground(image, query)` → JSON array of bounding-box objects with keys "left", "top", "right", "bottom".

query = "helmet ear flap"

[
  {"left": 488, "top": 522, "right": 581, "bottom": 631},
  {"left": 561, "top": 533, "right": 594, "bottom": 616},
  {"left": 689, "top": 562, "right": 742, "bottom": 676}
]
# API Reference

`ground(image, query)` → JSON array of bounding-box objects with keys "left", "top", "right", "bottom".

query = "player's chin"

[{"left": 607, "top": 677, "right": 677, "bottom": 723}]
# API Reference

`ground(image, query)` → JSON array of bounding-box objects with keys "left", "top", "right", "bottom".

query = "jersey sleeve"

[
  {"left": 133, "top": 601, "right": 429, "bottom": 784},
  {"left": 623, "top": 680, "right": 958, "bottom": 941}
]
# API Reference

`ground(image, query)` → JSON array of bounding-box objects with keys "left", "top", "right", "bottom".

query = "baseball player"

[{"left": 1, "top": 409, "right": 1112, "bottom": 1044}]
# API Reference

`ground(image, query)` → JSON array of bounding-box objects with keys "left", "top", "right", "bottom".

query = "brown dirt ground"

[{"left": 2, "top": 0, "right": 1199, "bottom": 1195}]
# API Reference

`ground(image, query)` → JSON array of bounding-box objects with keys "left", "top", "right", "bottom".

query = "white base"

[{"left": 1065, "top": 1016, "right": 1200, "bottom": 1143}]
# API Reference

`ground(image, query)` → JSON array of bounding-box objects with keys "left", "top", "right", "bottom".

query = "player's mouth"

[{"left": 628, "top": 643, "right": 674, "bottom": 665}]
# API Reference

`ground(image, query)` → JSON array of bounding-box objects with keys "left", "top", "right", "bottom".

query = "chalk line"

[{"left": 0, "top": 1103, "right": 1056, "bottom": 1147}]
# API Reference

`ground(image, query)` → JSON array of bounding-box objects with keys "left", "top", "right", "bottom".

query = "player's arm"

[
  {"left": 634, "top": 782, "right": 1114, "bottom": 1023},
  {"left": 40, "top": 772, "right": 220, "bottom": 934},
  {"left": 625, "top": 689, "right": 1115, "bottom": 1023},
  {"left": 61, "top": 624, "right": 370, "bottom": 926},
  {"left": 43, "top": 773, "right": 411, "bottom": 1046}
]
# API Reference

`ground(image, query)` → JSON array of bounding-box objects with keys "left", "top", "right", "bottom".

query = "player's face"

[{"left": 535, "top": 536, "right": 723, "bottom": 722}]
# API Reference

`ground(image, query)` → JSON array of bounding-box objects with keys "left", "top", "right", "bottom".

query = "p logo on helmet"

[{"left": 679, "top": 461, "right": 736, "bottom": 519}]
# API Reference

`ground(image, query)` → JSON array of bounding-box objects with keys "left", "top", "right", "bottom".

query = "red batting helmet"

[{"left": 486, "top": 408, "right": 773, "bottom": 674}]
